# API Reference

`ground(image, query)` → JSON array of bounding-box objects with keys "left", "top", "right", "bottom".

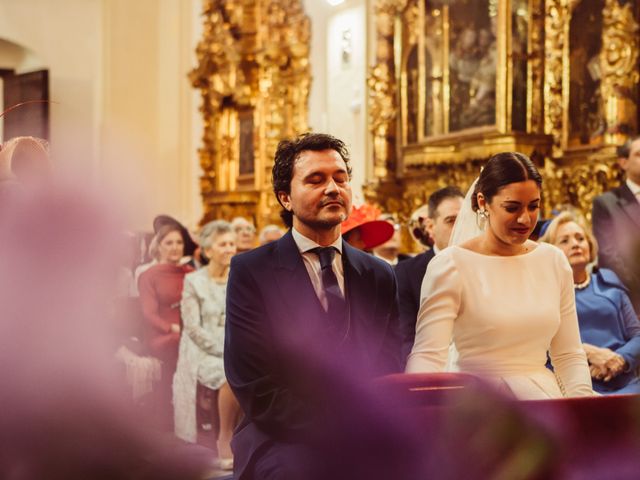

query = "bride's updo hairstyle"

[{"left": 471, "top": 152, "right": 542, "bottom": 211}]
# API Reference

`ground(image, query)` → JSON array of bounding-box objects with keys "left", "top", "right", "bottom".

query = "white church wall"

[
  {"left": 326, "top": 0, "right": 368, "bottom": 203},
  {"left": 0, "top": 0, "right": 202, "bottom": 231}
]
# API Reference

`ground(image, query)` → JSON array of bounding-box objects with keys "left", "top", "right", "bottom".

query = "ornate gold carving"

[
  {"left": 368, "top": 0, "right": 409, "bottom": 180},
  {"left": 543, "top": 155, "right": 624, "bottom": 221},
  {"left": 543, "top": 0, "right": 570, "bottom": 154},
  {"left": 600, "top": 0, "right": 639, "bottom": 144},
  {"left": 192, "top": 0, "right": 310, "bottom": 226},
  {"left": 367, "top": 0, "right": 639, "bottom": 226}
]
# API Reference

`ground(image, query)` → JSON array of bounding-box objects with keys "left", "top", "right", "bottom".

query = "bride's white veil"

[
  {"left": 448, "top": 177, "right": 484, "bottom": 247},
  {"left": 444, "top": 177, "right": 483, "bottom": 372}
]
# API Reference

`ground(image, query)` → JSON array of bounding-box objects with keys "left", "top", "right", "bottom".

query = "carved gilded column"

[
  {"left": 544, "top": 0, "right": 571, "bottom": 155},
  {"left": 368, "top": 0, "right": 408, "bottom": 180},
  {"left": 600, "top": 0, "right": 639, "bottom": 144}
]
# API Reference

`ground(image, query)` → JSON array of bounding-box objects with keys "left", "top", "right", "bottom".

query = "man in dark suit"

[
  {"left": 395, "top": 186, "right": 463, "bottom": 364},
  {"left": 224, "top": 133, "right": 401, "bottom": 479},
  {"left": 592, "top": 136, "right": 640, "bottom": 312}
]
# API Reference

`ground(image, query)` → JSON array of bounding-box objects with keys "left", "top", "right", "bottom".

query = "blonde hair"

[
  {"left": 539, "top": 211, "right": 599, "bottom": 263},
  {"left": 148, "top": 224, "right": 183, "bottom": 260}
]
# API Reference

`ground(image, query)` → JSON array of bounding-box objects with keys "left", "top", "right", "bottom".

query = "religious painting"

[
  {"left": 568, "top": 0, "right": 605, "bottom": 147},
  {"left": 447, "top": 0, "right": 496, "bottom": 131},
  {"left": 406, "top": 46, "right": 419, "bottom": 144},
  {"left": 238, "top": 109, "right": 255, "bottom": 175},
  {"left": 423, "top": 2, "right": 443, "bottom": 138},
  {"left": 511, "top": 0, "right": 528, "bottom": 132}
]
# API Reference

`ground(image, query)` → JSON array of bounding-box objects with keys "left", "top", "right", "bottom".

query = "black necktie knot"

[{"left": 312, "top": 247, "right": 336, "bottom": 271}]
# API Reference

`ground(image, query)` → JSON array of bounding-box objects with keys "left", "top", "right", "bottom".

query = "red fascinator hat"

[{"left": 341, "top": 204, "right": 394, "bottom": 250}]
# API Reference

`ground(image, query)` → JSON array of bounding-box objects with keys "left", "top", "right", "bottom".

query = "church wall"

[
  {"left": 101, "top": 0, "right": 202, "bottom": 231},
  {"left": 327, "top": 1, "right": 368, "bottom": 203},
  {"left": 302, "top": 0, "right": 330, "bottom": 134},
  {"left": 0, "top": 0, "right": 203, "bottom": 231},
  {"left": 0, "top": 0, "right": 103, "bottom": 178}
]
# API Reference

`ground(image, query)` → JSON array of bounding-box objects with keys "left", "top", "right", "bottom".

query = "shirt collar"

[
  {"left": 626, "top": 178, "right": 640, "bottom": 196},
  {"left": 291, "top": 227, "right": 342, "bottom": 254}
]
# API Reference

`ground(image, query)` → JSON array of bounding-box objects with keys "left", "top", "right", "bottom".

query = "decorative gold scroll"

[
  {"left": 543, "top": 0, "right": 570, "bottom": 155},
  {"left": 601, "top": 0, "right": 640, "bottom": 144},
  {"left": 368, "top": 0, "right": 409, "bottom": 180},
  {"left": 191, "top": 0, "right": 310, "bottom": 227}
]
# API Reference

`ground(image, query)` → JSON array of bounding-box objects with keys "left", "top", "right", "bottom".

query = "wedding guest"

[
  {"left": 592, "top": 136, "right": 640, "bottom": 312},
  {"left": 0, "top": 136, "right": 50, "bottom": 201},
  {"left": 407, "top": 205, "right": 433, "bottom": 250},
  {"left": 340, "top": 203, "right": 394, "bottom": 252},
  {"left": 541, "top": 211, "right": 640, "bottom": 394},
  {"left": 258, "top": 224, "right": 285, "bottom": 245},
  {"left": 372, "top": 214, "right": 408, "bottom": 265},
  {"left": 138, "top": 224, "right": 193, "bottom": 428},
  {"left": 173, "top": 220, "right": 241, "bottom": 469},
  {"left": 231, "top": 217, "right": 257, "bottom": 253},
  {"left": 133, "top": 215, "right": 197, "bottom": 295}
]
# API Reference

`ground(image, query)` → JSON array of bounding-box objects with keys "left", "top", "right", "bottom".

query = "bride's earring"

[{"left": 476, "top": 209, "right": 489, "bottom": 229}]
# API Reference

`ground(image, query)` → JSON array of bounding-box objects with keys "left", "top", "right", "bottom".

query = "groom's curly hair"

[
  {"left": 272, "top": 133, "right": 352, "bottom": 228},
  {"left": 472, "top": 152, "right": 542, "bottom": 211}
]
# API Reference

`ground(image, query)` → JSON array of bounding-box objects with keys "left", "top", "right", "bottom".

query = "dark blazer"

[
  {"left": 592, "top": 183, "right": 640, "bottom": 310},
  {"left": 394, "top": 249, "right": 436, "bottom": 364},
  {"left": 224, "top": 230, "right": 401, "bottom": 479}
]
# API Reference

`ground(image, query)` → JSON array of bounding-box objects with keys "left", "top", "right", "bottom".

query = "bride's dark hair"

[{"left": 471, "top": 152, "right": 542, "bottom": 211}]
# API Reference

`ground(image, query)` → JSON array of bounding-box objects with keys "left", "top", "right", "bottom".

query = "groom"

[{"left": 224, "top": 133, "right": 402, "bottom": 479}]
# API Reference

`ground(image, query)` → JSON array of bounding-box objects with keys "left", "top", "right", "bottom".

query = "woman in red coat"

[{"left": 138, "top": 224, "right": 193, "bottom": 429}]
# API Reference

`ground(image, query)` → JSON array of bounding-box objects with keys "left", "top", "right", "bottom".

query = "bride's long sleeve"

[
  {"left": 549, "top": 252, "right": 593, "bottom": 397},
  {"left": 406, "top": 251, "right": 461, "bottom": 373}
]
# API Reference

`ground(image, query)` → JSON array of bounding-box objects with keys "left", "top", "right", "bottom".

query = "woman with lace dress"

[
  {"left": 173, "top": 220, "right": 240, "bottom": 469},
  {"left": 406, "top": 152, "right": 594, "bottom": 399}
]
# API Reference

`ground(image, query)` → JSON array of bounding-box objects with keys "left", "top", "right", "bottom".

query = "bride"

[{"left": 405, "top": 152, "right": 593, "bottom": 399}]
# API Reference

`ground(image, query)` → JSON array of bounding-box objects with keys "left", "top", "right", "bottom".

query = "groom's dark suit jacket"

[
  {"left": 592, "top": 183, "right": 640, "bottom": 310},
  {"left": 224, "top": 230, "right": 401, "bottom": 479}
]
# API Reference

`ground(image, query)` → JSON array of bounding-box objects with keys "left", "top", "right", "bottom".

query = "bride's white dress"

[{"left": 406, "top": 243, "right": 593, "bottom": 399}]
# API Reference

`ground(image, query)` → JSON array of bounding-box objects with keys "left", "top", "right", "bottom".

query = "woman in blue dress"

[{"left": 542, "top": 211, "right": 640, "bottom": 394}]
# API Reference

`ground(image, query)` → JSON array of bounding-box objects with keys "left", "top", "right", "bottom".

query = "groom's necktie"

[{"left": 311, "top": 247, "right": 348, "bottom": 335}]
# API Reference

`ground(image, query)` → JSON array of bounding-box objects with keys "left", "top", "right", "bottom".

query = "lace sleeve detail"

[{"left": 181, "top": 275, "right": 223, "bottom": 356}]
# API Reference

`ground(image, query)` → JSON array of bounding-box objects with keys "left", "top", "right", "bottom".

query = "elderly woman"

[
  {"left": 173, "top": 220, "right": 240, "bottom": 469},
  {"left": 138, "top": 224, "right": 193, "bottom": 428},
  {"left": 541, "top": 211, "right": 640, "bottom": 394}
]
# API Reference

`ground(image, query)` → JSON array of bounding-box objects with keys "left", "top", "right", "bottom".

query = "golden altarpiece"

[
  {"left": 193, "top": 0, "right": 639, "bottom": 230},
  {"left": 367, "top": 0, "right": 640, "bottom": 224},
  {"left": 191, "top": 0, "right": 311, "bottom": 226}
]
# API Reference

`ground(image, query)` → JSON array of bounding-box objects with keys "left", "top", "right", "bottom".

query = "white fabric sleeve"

[
  {"left": 549, "top": 250, "right": 594, "bottom": 397},
  {"left": 405, "top": 251, "right": 462, "bottom": 373},
  {"left": 181, "top": 275, "right": 222, "bottom": 356}
]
